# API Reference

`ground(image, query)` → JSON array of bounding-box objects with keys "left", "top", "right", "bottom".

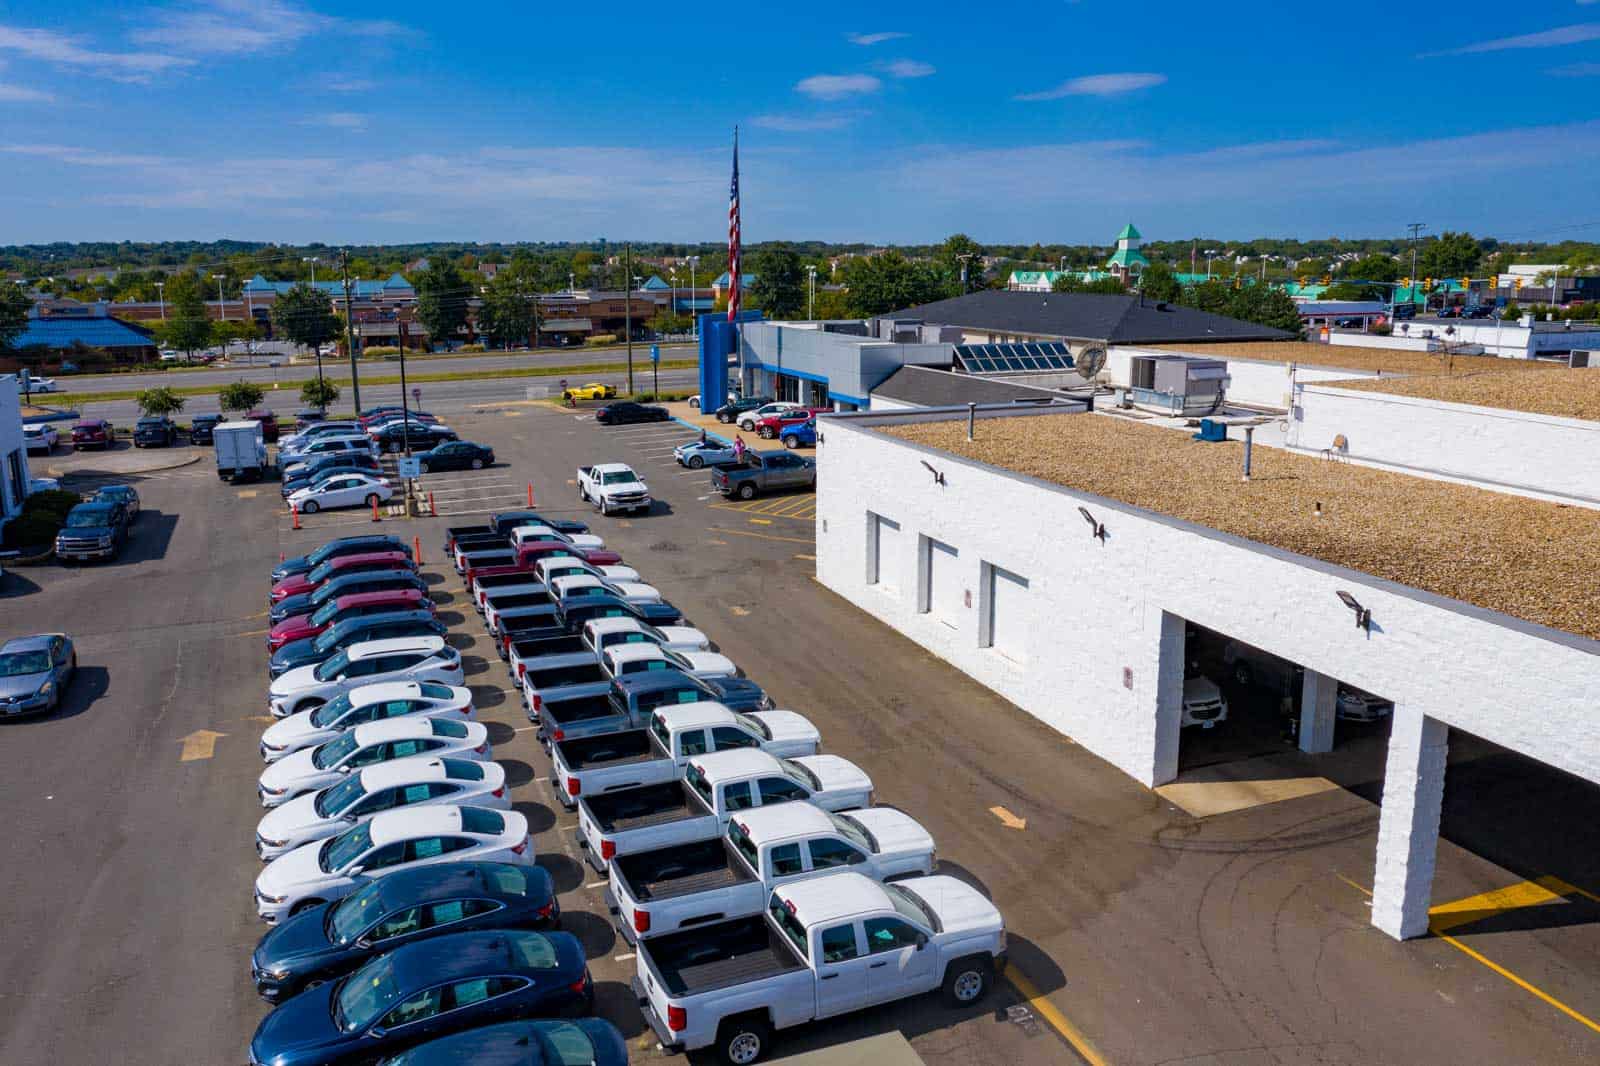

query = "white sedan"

[
  {"left": 24, "top": 377, "right": 60, "bottom": 394},
  {"left": 253, "top": 805, "right": 532, "bottom": 924},
  {"left": 268, "top": 636, "right": 463, "bottom": 719},
  {"left": 287, "top": 472, "right": 394, "bottom": 515},
  {"left": 603, "top": 643, "right": 737, "bottom": 681},
  {"left": 23, "top": 424, "right": 59, "bottom": 454},
  {"left": 257, "top": 717, "right": 490, "bottom": 808},
  {"left": 255, "top": 755, "right": 507, "bottom": 859},
  {"left": 261, "top": 680, "right": 473, "bottom": 761}
]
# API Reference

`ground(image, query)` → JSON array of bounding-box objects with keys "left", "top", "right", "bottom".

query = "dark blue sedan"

[
  {"left": 269, "top": 570, "right": 426, "bottom": 625},
  {"left": 248, "top": 929, "right": 592, "bottom": 1066},
  {"left": 415, "top": 440, "right": 494, "bottom": 473},
  {"left": 251, "top": 862, "right": 559, "bottom": 1002},
  {"left": 269, "top": 611, "right": 444, "bottom": 680},
  {"left": 272, "top": 535, "right": 410, "bottom": 584},
  {"left": 377, "top": 1018, "right": 627, "bottom": 1066}
]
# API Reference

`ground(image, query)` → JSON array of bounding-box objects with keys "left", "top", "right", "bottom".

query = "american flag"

[{"left": 727, "top": 131, "right": 741, "bottom": 322}]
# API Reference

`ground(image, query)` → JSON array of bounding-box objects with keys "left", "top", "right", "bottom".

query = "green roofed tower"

[{"left": 1105, "top": 222, "right": 1149, "bottom": 284}]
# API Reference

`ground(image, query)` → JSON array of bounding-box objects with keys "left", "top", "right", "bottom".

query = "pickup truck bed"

[
  {"left": 558, "top": 729, "right": 655, "bottom": 772},
  {"left": 646, "top": 915, "right": 803, "bottom": 998},
  {"left": 615, "top": 838, "right": 750, "bottom": 904},
  {"left": 586, "top": 782, "right": 694, "bottom": 834}
]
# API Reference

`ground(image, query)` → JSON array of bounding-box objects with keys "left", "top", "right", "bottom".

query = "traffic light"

[
  {"left": 1424, "top": 277, "right": 1433, "bottom": 290},
  {"left": 1514, "top": 277, "right": 1523, "bottom": 290},
  {"left": 1322, "top": 274, "right": 1331, "bottom": 285},
  {"left": 1460, "top": 277, "right": 1470, "bottom": 289}
]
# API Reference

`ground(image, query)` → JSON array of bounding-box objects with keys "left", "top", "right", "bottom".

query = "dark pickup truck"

[
  {"left": 555, "top": 593, "right": 681, "bottom": 634},
  {"left": 533, "top": 670, "right": 769, "bottom": 743},
  {"left": 506, "top": 632, "right": 589, "bottom": 682},
  {"left": 481, "top": 587, "right": 556, "bottom": 636},
  {"left": 710, "top": 452, "right": 816, "bottom": 500},
  {"left": 442, "top": 510, "right": 588, "bottom": 554}
]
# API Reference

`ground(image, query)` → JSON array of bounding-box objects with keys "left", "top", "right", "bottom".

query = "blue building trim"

[{"left": 828, "top": 390, "right": 870, "bottom": 407}]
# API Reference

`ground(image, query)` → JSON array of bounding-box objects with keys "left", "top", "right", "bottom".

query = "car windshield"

[
  {"left": 319, "top": 821, "right": 373, "bottom": 874},
  {"left": 308, "top": 560, "right": 337, "bottom": 583},
  {"left": 534, "top": 1022, "right": 599, "bottom": 1066},
  {"left": 768, "top": 895, "right": 810, "bottom": 961},
  {"left": 137, "top": 419, "right": 163, "bottom": 428},
  {"left": 310, "top": 693, "right": 354, "bottom": 727},
  {"left": 0, "top": 651, "right": 51, "bottom": 676},
  {"left": 829, "top": 813, "right": 876, "bottom": 852},
  {"left": 333, "top": 954, "right": 399, "bottom": 1033},
  {"left": 65, "top": 509, "right": 110, "bottom": 528},
  {"left": 312, "top": 730, "right": 359, "bottom": 769},
  {"left": 600, "top": 471, "right": 636, "bottom": 484},
  {"left": 733, "top": 712, "right": 771, "bottom": 741},
  {"left": 314, "top": 772, "right": 368, "bottom": 817},
  {"left": 782, "top": 759, "right": 820, "bottom": 792},
  {"left": 312, "top": 626, "right": 353, "bottom": 653},
  {"left": 313, "top": 651, "right": 350, "bottom": 681},
  {"left": 326, "top": 879, "right": 388, "bottom": 945},
  {"left": 310, "top": 600, "right": 343, "bottom": 626}
]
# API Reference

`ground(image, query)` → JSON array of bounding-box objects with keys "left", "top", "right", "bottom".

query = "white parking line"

[
  {"left": 613, "top": 953, "right": 636, "bottom": 962},
  {"left": 585, "top": 881, "right": 608, "bottom": 889}
]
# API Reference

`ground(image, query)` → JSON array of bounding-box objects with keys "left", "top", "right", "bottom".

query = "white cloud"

[
  {"left": 4, "top": 143, "right": 169, "bottom": 167},
  {"left": 1550, "top": 60, "right": 1600, "bottom": 75},
  {"left": 1014, "top": 72, "right": 1166, "bottom": 100},
  {"left": 132, "top": 0, "right": 407, "bottom": 57},
  {"left": 0, "top": 24, "right": 190, "bottom": 80},
  {"left": 847, "top": 32, "right": 908, "bottom": 45},
  {"left": 751, "top": 112, "right": 860, "bottom": 132},
  {"left": 885, "top": 59, "right": 935, "bottom": 78},
  {"left": 301, "top": 112, "right": 369, "bottom": 131},
  {"left": 796, "top": 73, "right": 881, "bottom": 100},
  {"left": 0, "top": 82, "right": 53, "bottom": 102},
  {"left": 1419, "top": 23, "right": 1600, "bottom": 57},
  {"left": 319, "top": 74, "right": 375, "bottom": 92}
]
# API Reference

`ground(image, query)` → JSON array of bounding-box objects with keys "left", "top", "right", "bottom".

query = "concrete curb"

[
  {"left": 48, "top": 452, "right": 204, "bottom": 480},
  {"left": 1, "top": 546, "right": 57, "bottom": 566}
]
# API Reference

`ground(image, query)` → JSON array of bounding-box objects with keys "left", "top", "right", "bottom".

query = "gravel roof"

[
  {"left": 1322, "top": 366, "right": 1600, "bottom": 422},
  {"left": 882, "top": 412, "right": 1600, "bottom": 641},
  {"left": 1155, "top": 341, "right": 1564, "bottom": 378}
]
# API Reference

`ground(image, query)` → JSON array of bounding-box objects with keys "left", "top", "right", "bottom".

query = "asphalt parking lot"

[{"left": 1, "top": 399, "right": 1596, "bottom": 1065}]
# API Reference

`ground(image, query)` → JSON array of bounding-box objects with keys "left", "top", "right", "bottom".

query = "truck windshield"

[
  {"left": 782, "top": 759, "right": 820, "bottom": 792},
  {"left": 727, "top": 819, "right": 760, "bottom": 874},
  {"left": 767, "top": 895, "right": 809, "bottom": 961},
  {"left": 829, "top": 813, "right": 876, "bottom": 853},
  {"left": 883, "top": 883, "right": 941, "bottom": 933},
  {"left": 734, "top": 713, "right": 772, "bottom": 741},
  {"left": 685, "top": 763, "right": 714, "bottom": 809},
  {"left": 600, "top": 471, "right": 636, "bottom": 484}
]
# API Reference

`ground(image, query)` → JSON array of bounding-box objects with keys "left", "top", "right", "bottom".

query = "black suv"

[
  {"left": 133, "top": 417, "right": 179, "bottom": 447},
  {"left": 188, "top": 413, "right": 223, "bottom": 445}
]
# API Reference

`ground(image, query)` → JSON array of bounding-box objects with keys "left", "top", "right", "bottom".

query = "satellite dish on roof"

[{"left": 1076, "top": 345, "right": 1107, "bottom": 380}]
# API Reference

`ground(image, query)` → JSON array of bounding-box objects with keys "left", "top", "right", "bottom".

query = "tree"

[
  {"left": 414, "top": 260, "right": 470, "bottom": 350},
  {"left": 934, "top": 233, "right": 985, "bottom": 295},
  {"left": 161, "top": 273, "right": 212, "bottom": 356},
  {"left": 300, "top": 378, "right": 340, "bottom": 410},
  {"left": 1225, "top": 284, "right": 1304, "bottom": 334},
  {"left": 1, "top": 282, "right": 31, "bottom": 351},
  {"left": 1051, "top": 274, "right": 1126, "bottom": 294},
  {"left": 747, "top": 247, "right": 805, "bottom": 318},
  {"left": 841, "top": 251, "right": 946, "bottom": 315},
  {"left": 1340, "top": 254, "right": 1401, "bottom": 283},
  {"left": 211, "top": 318, "right": 260, "bottom": 354},
  {"left": 477, "top": 264, "right": 539, "bottom": 349},
  {"left": 1137, "top": 262, "right": 1182, "bottom": 302},
  {"left": 1418, "top": 231, "right": 1482, "bottom": 279},
  {"left": 271, "top": 282, "right": 339, "bottom": 355},
  {"left": 136, "top": 386, "right": 186, "bottom": 417},
  {"left": 219, "top": 380, "right": 264, "bottom": 414}
]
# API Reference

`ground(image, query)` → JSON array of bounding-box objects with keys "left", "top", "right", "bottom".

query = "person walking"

[{"left": 733, "top": 435, "right": 746, "bottom": 462}]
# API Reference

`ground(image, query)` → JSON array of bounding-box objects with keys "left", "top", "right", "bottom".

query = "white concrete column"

[
  {"left": 1299, "top": 669, "right": 1338, "bottom": 754},
  {"left": 1148, "top": 612, "right": 1186, "bottom": 787},
  {"left": 1371, "top": 706, "right": 1449, "bottom": 939}
]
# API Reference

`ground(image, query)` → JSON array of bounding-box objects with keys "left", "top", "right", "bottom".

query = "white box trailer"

[{"left": 214, "top": 420, "right": 268, "bottom": 482}]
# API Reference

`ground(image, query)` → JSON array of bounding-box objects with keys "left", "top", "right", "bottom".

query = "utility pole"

[
  {"left": 1407, "top": 222, "right": 1425, "bottom": 312},
  {"left": 624, "top": 242, "right": 635, "bottom": 394},
  {"left": 341, "top": 250, "right": 361, "bottom": 414}
]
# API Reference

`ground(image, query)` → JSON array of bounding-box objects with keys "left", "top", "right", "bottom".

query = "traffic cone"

[
  {"left": 527, "top": 483, "right": 535, "bottom": 507},
  {"left": 413, "top": 535, "right": 423, "bottom": 565},
  {"left": 428, "top": 491, "right": 437, "bottom": 517},
  {"left": 371, "top": 497, "right": 381, "bottom": 522},
  {"left": 291, "top": 504, "right": 300, "bottom": 530}
]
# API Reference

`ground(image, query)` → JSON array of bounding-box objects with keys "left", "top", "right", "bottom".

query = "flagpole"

[{"left": 730, "top": 126, "right": 744, "bottom": 399}]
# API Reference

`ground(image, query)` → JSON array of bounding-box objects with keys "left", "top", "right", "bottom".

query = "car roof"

[
  {"left": 385, "top": 929, "right": 566, "bottom": 989},
  {"left": 733, "top": 802, "right": 834, "bottom": 841},
  {"left": 689, "top": 748, "right": 783, "bottom": 780},
  {"left": 357, "top": 756, "right": 491, "bottom": 792},
  {"left": 334, "top": 589, "right": 424, "bottom": 609},
  {"left": 95, "top": 484, "right": 133, "bottom": 494},
  {"left": 367, "top": 804, "right": 515, "bottom": 846},
  {"left": 368, "top": 861, "right": 534, "bottom": 911},
  {"left": 325, "top": 551, "right": 409, "bottom": 568},
  {"left": 0, "top": 633, "right": 59, "bottom": 654},
  {"left": 779, "top": 871, "right": 891, "bottom": 927},
  {"left": 346, "top": 634, "right": 446, "bottom": 659},
  {"left": 349, "top": 716, "right": 448, "bottom": 745},
  {"left": 653, "top": 701, "right": 736, "bottom": 730},
  {"left": 348, "top": 680, "right": 430, "bottom": 706}
]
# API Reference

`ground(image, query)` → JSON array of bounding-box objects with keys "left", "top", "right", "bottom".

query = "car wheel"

[
  {"left": 688, "top": 455, "right": 704, "bottom": 469},
  {"left": 690, "top": 397, "right": 700, "bottom": 409},
  {"left": 290, "top": 898, "right": 323, "bottom": 917},
  {"left": 758, "top": 427, "right": 773, "bottom": 439},
  {"left": 417, "top": 460, "right": 430, "bottom": 474},
  {"left": 300, "top": 500, "right": 320, "bottom": 514},
  {"left": 366, "top": 494, "right": 382, "bottom": 509},
  {"left": 718, "top": 413, "right": 733, "bottom": 423},
  {"left": 717, "top": 1016, "right": 773, "bottom": 1066},
  {"left": 943, "top": 956, "right": 994, "bottom": 1007},
  {"left": 783, "top": 435, "right": 799, "bottom": 449},
  {"left": 737, "top": 482, "right": 757, "bottom": 501},
  {"left": 470, "top": 458, "right": 484, "bottom": 469}
]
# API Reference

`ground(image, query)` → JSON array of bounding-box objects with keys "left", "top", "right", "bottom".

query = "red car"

[
  {"left": 268, "top": 550, "right": 415, "bottom": 603},
  {"left": 463, "top": 542, "right": 623, "bottom": 588},
  {"left": 245, "top": 409, "right": 280, "bottom": 442},
  {"left": 71, "top": 419, "right": 115, "bottom": 450},
  {"left": 266, "top": 588, "right": 434, "bottom": 651},
  {"left": 753, "top": 407, "right": 828, "bottom": 439}
]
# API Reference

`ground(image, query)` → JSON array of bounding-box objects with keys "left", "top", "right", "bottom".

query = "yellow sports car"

[{"left": 563, "top": 382, "right": 618, "bottom": 402}]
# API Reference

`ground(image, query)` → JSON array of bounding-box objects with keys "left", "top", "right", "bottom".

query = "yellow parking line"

[
  {"left": 707, "top": 525, "right": 813, "bottom": 545},
  {"left": 748, "top": 518, "right": 773, "bottom": 525},
  {"left": 1336, "top": 874, "right": 1600, "bottom": 1036},
  {"left": 1006, "top": 965, "right": 1109, "bottom": 1066}
]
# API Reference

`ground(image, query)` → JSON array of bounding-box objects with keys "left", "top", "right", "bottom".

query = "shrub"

[
  {"left": 586, "top": 334, "right": 618, "bottom": 346},
  {"left": 24, "top": 489, "right": 82, "bottom": 520},
  {"left": 3, "top": 512, "right": 64, "bottom": 550},
  {"left": 459, "top": 343, "right": 486, "bottom": 353},
  {"left": 362, "top": 346, "right": 400, "bottom": 357}
]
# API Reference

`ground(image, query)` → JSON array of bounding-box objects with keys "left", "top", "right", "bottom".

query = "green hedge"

[{"left": 2, "top": 489, "right": 82, "bottom": 550}]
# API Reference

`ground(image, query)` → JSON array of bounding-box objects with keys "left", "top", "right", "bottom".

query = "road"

[
  {"left": 44, "top": 343, "right": 696, "bottom": 396},
  {"left": 1, "top": 403, "right": 1596, "bottom": 1066}
]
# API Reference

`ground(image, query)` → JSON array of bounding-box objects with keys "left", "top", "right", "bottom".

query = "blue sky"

[{"left": 2, "top": 1, "right": 1599, "bottom": 246}]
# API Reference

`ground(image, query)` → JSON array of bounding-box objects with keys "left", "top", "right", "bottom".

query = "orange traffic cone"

[
  {"left": 291, "top": 504, "right": 300, "bottom": 530},
  {"left": 371, "top": 497, "right": 381, "bottom": 522},
  {"left": 527, "top": 483, "right": 535, "bottom": 507},
  {"left": 413, "top": 535, "right": 423, "bottom": 566}
]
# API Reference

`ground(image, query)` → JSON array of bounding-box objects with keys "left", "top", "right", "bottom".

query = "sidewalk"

[{"left": 661, "top": 401, "right": 784, "bottom": 452}]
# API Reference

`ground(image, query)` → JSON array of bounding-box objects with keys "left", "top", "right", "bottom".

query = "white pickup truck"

[
  {"left": 604, "top": 642, "right": 737, "bottom": 683},
  {"left": 634, "top": 872, "right": 1006, "bottom": 1063},
  {"left": 510, "top": 523, "right": 608, "bottom": 553},
  {"left": 551, "top": 572, "right": 663, "bottom": 608},
  {"left": 577, "top": 463, "right": 652, "bottom": 516},
  {"left": 608, "top": 802, "right": 936, "bottom": 944},
  {"left": 471, "top": 557, "right": 640, "bottom": 616},
  {"left": 577, "top": 749, "right": 872, "bottom": 874},
  {"left": 505, "top": 616, "right": 709, "bottom": 687},
  {"left": 551, "top": 701, "right": 820, "bottom": 809}
]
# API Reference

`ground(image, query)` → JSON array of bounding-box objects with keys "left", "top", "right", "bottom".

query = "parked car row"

[
  {"left": 247, "top": 532, "right": 627, "bottom": 1066},
  {"left": 274, "top": 408, "right": 496, "bottom": 514},
  {"left": 454, "top": 501, "right": 1007, "bottom": 1064}
]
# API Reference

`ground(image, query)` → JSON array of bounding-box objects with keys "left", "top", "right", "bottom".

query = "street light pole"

[
  {"left": 156, "top": 281, "right": 165, "bottom": 320},
  {"left": 687, "top": 256, "right": 699, "bottom": 340},
  {"left": 807, "top": 265, "right": 817, "bottom": 319},
  {"left": 341, "top": 249, "right": 361, "bottom": 415},
  {"left": 624, "top": 242, "right": 635, "bottom": 394}
]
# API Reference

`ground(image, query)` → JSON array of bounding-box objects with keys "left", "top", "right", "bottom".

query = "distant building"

[
  {"left": 6, "top": 304, "right": 157, "bottom": 370},
  {"left": 1104, "top": 223, "right": 1149, "bottom": 283}
]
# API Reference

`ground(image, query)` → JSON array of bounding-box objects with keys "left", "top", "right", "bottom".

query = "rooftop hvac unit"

[
  {"left": 1126, "top": 354, "right": 1230, "bottom": 416},
  {"left": 1571, "top": 350, "right": 1596, "bottom": 369}
]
